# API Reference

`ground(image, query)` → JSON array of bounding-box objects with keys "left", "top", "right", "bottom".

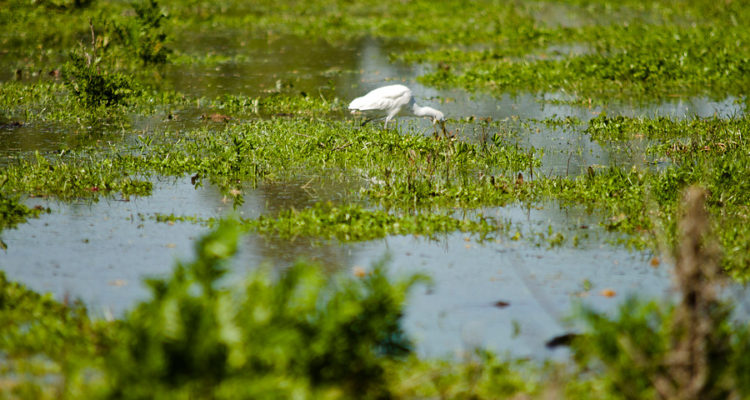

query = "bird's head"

[{"left": 427, "top": 109, "right": 445, "bottom": 124}]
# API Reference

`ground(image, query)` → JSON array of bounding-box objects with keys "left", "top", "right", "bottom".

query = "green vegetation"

[
  {"left": 245, "top": 202, "right": 502, "bottom": 241},
  {"left": 0, "top": 111, "right": 538, "bottom": 212},
  {"left": 571, "top": 188, "right": 750, "bottom": 400},
  {"left": 0, "top": 270, "right": 111, "bottom": 398},
  {"left": 105, "top": 220, "right": 428, "bottom": 399},
  {"left": 3, "top": 202, "right": 747, "bottom": 398},
  {"left": 3, "top": 0, "right": 750, "bottom": 397},
  {"left": 63, "top": 52, "right": 137, "bottom": 108},
  {"left": 417, "top": 22, "right": 750, "bottom": 101},
  {"left": 0, "top": 191, "right": 46, "bottom": 232},
  {"left": 0, "top": 0, "right": 747, "bottom": 268},
  {"left": 0, "top": 180, "right": 48, "bottom": 248},
  {"left": 580, "top": 114, "right": 750, "bottom": 278},
  {"left": 0, "top": 220, "right": 542, "bottom": 399}
]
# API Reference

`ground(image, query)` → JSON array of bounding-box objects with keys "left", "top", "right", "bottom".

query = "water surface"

[{"left": 1, "top": 33, "right": 744, "bottom": 359}]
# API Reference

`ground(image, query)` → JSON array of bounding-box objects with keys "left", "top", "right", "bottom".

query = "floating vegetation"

[
  {"left": 3, "top": 91, "right": 750, "bottom": 276},
  {"left": 245, "top": 202, "right": 501, "bottom": 242},
  {"left": 2, "top": 0, "right": 750, "bottom": 396},
  {"left": 0, "top": 190, "right": 48, "bottom": 234}
]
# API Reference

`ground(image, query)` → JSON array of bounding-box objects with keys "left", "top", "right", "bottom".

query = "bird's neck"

[{"left": 412, "top": 104, "right": 433, "bottom": 117}]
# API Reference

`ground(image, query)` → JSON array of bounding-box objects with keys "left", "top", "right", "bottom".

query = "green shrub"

[
  {"left": 108, "top": 0, "right": 172, "bottom": 65},
  {"left": 132, "top": 0, "right": 171, "bottom": 64},
  {"left": 63, "top": 52, "right": 136, "bottom": 108},
  {"left": 0, "top": 270, "right": 110, "bottom": 399},
  {"left": 104, "top": 219, "right": 429, "bottom": 399}
]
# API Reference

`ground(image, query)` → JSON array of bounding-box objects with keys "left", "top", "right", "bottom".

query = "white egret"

[{"left": 348, "top": 84, "right": 445, "bottom": 129}]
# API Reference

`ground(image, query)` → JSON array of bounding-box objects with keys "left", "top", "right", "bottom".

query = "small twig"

[
  {"left": 300, "top": 177, "right": 315, "bottom": 189},
  {"left": 332, "top": 142, "right": 353, "bottom": 151},
  {"left": 529, "top": 156, "right": 534, "bottom": 180},
  {"left": 89, "top": 19, "right": 97, "bottom": 62},
  {"left": 292, "top": 131, "right": 313, "bottom": 139}
]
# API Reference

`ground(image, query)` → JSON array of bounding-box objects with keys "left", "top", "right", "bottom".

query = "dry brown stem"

[{"left": 655, "top": 186, "right": 730, "bottom": 400}]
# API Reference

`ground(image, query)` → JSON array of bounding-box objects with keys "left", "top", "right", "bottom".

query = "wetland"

[{"left": 1, "top": 0, "right": 750, "bottom": 398}]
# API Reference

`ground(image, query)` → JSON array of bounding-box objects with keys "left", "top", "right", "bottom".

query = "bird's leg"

[
  {"left": 385, "top": 109, "right": 401, "bottom": 130},
  {"left": 432, "top": 120, "right": 447, "bottom": 138}
]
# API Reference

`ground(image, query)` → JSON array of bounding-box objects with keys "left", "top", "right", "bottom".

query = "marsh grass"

[
  {"left": 4, "top": 193, "right": 747, "bottom": 399},
  {"left": 572, "top": 186, "right": 750, "bottom": 400},
  {"left": 417, "top": 22, "right": 750, "bottom": 101},
  {"left": 3, "top": 87, "right": 750, "bottom": 276},
  {"left": 0, "top": 190, "right": 48, "bottom": 244},
  {"left": 582, "top": 114, "right": 750, "bottom": 278},
  {"left": 3, "top": 0, "right": 750, "bottom": 397}
]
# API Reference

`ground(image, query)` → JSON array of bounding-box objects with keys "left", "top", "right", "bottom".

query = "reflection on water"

[
  {"left": 164, "top": 33, "right": 362, "bottom": 99},
  {"left": 0, "top": 121, "right": 130, "bottom": 163},
  {"left": 2, "top": 33, "right": 744, "bottom": 166},
  {"left": 1, "top": 33, "right": 748, "bottom": 358},
  {"left": 1, "top": 178, "right": 673, "bottom": 359}
]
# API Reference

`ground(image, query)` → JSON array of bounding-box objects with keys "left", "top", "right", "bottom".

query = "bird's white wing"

[{"left": 348, "top": 85, "right": 412, "bottom": 111}]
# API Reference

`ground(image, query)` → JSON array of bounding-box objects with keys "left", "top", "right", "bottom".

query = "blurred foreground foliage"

[
  {"left": 105, "top": 219, "right": 429, "bottom": 399},
  {"left": 2, "top": 210, "right": 750, "bottom": 398},
  {"left": 571, "top": 188, "right": 750, "bottom": 400},
  {"left": 3, "top": 0, "right": 750, "bottom": 397},
  {"left": 1, "top": 219, "right": 527, "bottom": 399}
]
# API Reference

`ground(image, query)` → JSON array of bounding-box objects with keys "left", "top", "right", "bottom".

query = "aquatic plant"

[
  {"left": 244, "top": 202, "right": 501, "bottom": 242},
  {"left": 2, "top": 151, "right": 152, "bottom": 200},
  {"left": 571, "top": 187, "right": 750, "bottom": 399},
  {"left": 63, "top": 51, "right": 137, "bottom": 108},
  {"left": 582, "top": 114, "right": 750, "bottom": 278},
  {"left": 0, "top": 191, "right": 47, "bottom": 234}
]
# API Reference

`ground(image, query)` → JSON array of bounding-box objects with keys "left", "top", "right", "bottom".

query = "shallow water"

[
  {"left": 1, "top": 33, "right": 746, "bottom": 358},
  {"left": 0, "top": 178, "right": 673, "bottom": 359},
  {"left": 3, "top": 34, "right": 742, "bottom": 170}
]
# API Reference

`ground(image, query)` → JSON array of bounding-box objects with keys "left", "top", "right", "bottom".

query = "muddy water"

[{"left": 0, "top": 34, "right": 745, "bottom": 358}]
